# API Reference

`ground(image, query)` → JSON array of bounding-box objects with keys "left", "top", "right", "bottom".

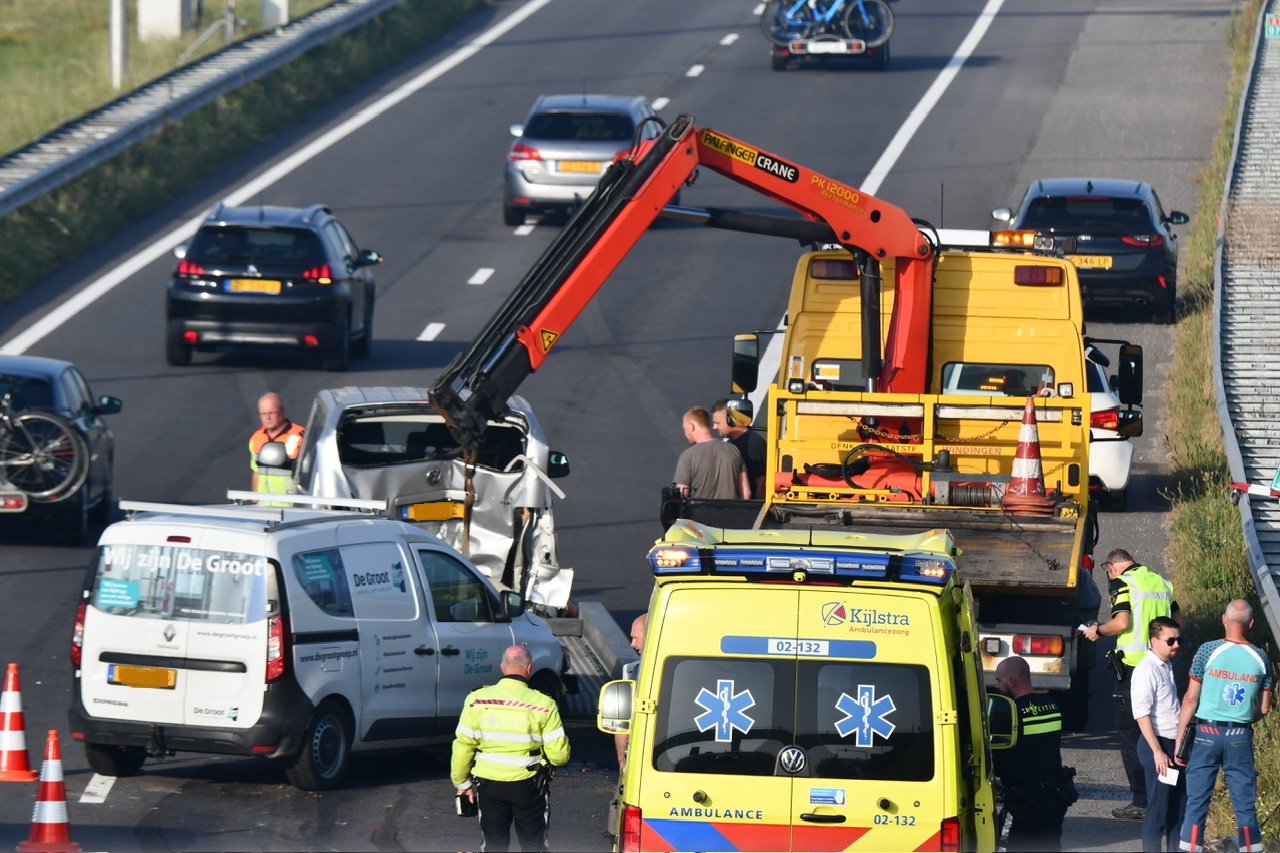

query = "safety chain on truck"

[{"left": 851, "top": 417, "right": 1019, "bottom": 445}]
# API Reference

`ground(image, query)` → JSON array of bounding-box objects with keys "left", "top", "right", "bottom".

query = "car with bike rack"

[
  {"left": 0, "top": 355, "right": 122, "bottom": 544},
  {"left": 760, "top": 0, "right": 894, "bottom": 71}
]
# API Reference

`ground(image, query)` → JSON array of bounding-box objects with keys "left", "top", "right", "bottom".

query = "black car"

[
  {"left": 993, "top": 178, "right": 1189, "bottom": 324},
  {"left": 0, "top": 355, "right": 122, "bottom": 543},
  {"left": 166, "top": 203, "right": 381, "bottom": 371}
]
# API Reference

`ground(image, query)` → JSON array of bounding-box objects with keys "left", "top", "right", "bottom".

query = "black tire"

[
  {"left": 841, "top": 0, "right": 894, "bottom": 48},
  {"left": 503, "top": 205, "right": 525, "bottom": 227},
  {"left": 1106, "top": 487, "right": 1129, "bottom": 513},
  {"left": 1058, "top": 677, "right": 1090, "bottom": 733},
  {"left": 165, "top": 321, "right": 192, "bottom": 366},
  {"left": 351, "top": 295, "right": 373, "bottom": 359},
  {"left": 1153, "top": 302, "right": 1177, "bottom": 325},
  {"left": 90, "top": 456, "right": 114, "bottom": 525},
  {"left": 0, "top": 411, "right": 90, "bottom": 501},
  {"left": 285, "top": 700, "right": 351, "bottom": 791},
  {"left": 771, "top": 53, "right": 788, "bottom": 71},
  {"left": 58, "top": 490, "right": 90, "bottom": 545},
  {"left": 870, "top": 39, "right": 890, "bottom": 70},
  {"left": 84, "top": 743, "right": 146, "bottom": 777},
  {"left": 760, "top": 0, "right": 814, "bottom": 47},
  {"left": 322, "top": 318, "right": 350, "bottom": 372},
  {"left": 529, "top": 669, "right": 566, "bottom": 706}
]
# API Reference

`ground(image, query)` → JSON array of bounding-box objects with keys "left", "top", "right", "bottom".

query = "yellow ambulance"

[{"left": 598, "top": 521, "right": 1012, "bottom": 852}]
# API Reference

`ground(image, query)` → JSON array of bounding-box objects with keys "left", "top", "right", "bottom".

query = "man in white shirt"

[{"left": 1131, "top": 615, "right": 1187, "bottom": 852}]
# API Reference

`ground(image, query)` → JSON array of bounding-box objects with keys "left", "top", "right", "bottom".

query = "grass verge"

[
  {"left": 0, "top": 0, "right": 481, "bottom": 304},
  {"left": 1165, "top": 0, "right": 1280, "bottom": 845}
]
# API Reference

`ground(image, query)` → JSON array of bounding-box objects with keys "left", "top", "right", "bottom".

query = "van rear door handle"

[
  {"left": 414, "top": 646, "right": 435, "bottom": 656},
  {"left": 799, "top": 813, "right": 846, "bottom": 823},
  {"left": 440, "top": 646, "right": 462, "bottom": 656}
]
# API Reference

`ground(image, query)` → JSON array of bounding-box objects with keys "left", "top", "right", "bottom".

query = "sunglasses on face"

[{"left": 1161, "top": 637, "right": 1182, "bottom": 647}]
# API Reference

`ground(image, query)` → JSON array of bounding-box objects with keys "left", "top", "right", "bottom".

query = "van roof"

[{"left": 109, "top": 498, "right": 422, "bottom": 537}]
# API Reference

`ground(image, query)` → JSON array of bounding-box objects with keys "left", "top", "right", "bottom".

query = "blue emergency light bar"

[{"left": 648, "top": 546, "right": 955, "bottom": 585}]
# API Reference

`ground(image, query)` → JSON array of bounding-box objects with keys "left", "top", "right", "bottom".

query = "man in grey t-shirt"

[{"left": 673, "top": 407, "right": 749, "bottom": 500}]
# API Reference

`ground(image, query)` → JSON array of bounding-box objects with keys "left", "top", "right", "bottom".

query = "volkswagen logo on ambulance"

[{"left": 778, "top": 746, "right": 807, "bottom": 775}]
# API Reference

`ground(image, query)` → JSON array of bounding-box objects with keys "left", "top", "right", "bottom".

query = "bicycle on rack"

[
  {"left": 0, "top": 390, "right": 89, "bottom": 503},
  {"left": 760, "top": 0, "right": 895, "bottom": 50}
]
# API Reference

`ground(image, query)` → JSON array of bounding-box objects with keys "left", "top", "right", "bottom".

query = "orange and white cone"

[
  {"left": 17, "top": 730, "right": 80, "bottom": 853},
  {"left": 0, "top": 663, "right": 38, "bottom": 783},
  {"left": 1006, "top": 397, "right": 1046, "bottom": 498}
]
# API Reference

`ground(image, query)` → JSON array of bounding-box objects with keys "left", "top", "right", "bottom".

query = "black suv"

[
  {"left": 993, "top": 178, "right": 1189, "bottom": 324},
  {"left": 166, "top": 203, "right": 381, "bottom": 370}
]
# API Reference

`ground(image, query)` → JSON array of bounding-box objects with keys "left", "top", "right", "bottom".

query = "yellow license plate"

[
  {"left": 110, "top": 664, "right": 176, "bottom": 689},
  {"left": 556, "top": 160, "right": 602, "bottom": 173},
  {"left": 1067, "top": 254, "right": 1113, "bottom": 269},
  {"left": 228, "top": 279, "right": 282, "bottom": 294}
]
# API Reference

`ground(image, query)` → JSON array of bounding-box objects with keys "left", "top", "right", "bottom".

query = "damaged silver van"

[{"left": 287, "top": 387, "right": 573, "bottom": 610}]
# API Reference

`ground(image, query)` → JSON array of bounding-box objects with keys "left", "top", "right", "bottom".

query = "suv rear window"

[
  {"left": 1020, "top": 197, "right": 1154, "bottom": 232},
  {"left": 187, "top": 226, "right": 326, "bottom": 266},
  {"left": 92, "top": 543, "right": 271, "bottom": 624},
  {"left": 523, "top": 112, "right": 635, "bottom": 142},
  {"left": 651, "top": 657, "right": 934, "bottom": 781}
]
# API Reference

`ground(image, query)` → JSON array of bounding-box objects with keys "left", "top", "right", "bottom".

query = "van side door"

[{"left": 414, "top": 547, "right": 515, "bottom": 715}]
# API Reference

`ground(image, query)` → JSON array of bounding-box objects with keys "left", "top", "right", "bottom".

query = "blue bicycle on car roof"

[{"left": 760, "top": 0, "right": 894, "bottom": 70}]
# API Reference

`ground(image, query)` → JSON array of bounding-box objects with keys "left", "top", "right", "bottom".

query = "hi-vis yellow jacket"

[{"left": 451, "top": 675, "right": 570, "bottom": 787}]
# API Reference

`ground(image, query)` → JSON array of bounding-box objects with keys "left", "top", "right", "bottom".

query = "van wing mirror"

[
  {"left": 256, "top": 441, "right": 294, "bottom": 471},
  {"left": 547, "top": 451, "right": 570, "bottom": 479},
  {"left": 987, "top": 693, "right": 1019, "bottom": 750},
  {"left": 501, "top": 590, "right": 524, "bottom": 620},
  {"left": 597, "top": 680, "right": 635, "bottom": 735},
  {"left": 731, "top": 334, "right": 761, "bottom": 395},
  {"left": 1117, "top": 343, "right": 1143, "bottom": 405}
]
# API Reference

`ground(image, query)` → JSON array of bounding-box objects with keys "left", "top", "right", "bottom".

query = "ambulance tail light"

[
  {"left": 266, "top": 614, "right": 288, "bottom": 682},
  {"left": 1011, "top": 634, "right": 1064, "bottom": 656},
  {"left": 620, "top": 804, "right": 642, "bottom": 852},
  {"left": 940, "top": 815, "right": 960, "bottom": 852},
  {"left": 70, "top": 603, "right": 86, "bottom": 668}
]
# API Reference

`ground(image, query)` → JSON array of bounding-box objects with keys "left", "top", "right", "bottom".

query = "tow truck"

[{"left": 429, "top": 114, "right": 1110, "bottom": 730}]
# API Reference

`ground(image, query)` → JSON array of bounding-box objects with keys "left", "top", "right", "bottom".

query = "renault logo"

[
  {"left": 778, "top": 746, "right": 806, "bottom": 774},
  {"left": 163, "top": 624, "right": 176, "bottom": 642}
]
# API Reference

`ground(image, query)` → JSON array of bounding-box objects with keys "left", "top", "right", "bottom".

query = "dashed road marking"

[
  {"left": 686, "top": 65, "right": 705, "bottom": 77},
  {"left": 417, "top": 322, "right": 445, "bottom": 341},
  {"left": 720, "top": 33, "right": 739, "bottom": 46},
  {"left": 514, "top": 223, "right": 536, "bottom": 236},
  {"left": 79, "top": 773, "right": 115, "bottom": 804},
  {"left": 468, "top": 268, "right": 494, "bottom": 286},
  {"left": 652, "top": 97, "right": 670, "bottom": 111}
]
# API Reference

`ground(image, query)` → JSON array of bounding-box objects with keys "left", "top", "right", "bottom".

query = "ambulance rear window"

[
  {"left": 651, "top": 657, "right": 934, "bottom": 781},
  {"left": 91, "top": 543, "right": 272, "bottom": 624}
]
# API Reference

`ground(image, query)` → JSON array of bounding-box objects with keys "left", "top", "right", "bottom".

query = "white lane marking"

[
  {"left": 514, "top": 223, "right": 536, "bottom": 236},
  {"left": 417, "top": 322, "right": 446, "bottom": 341},
  {"left": 686, "top": 65, "right": 705, "bottom": 77},
  {"left": 753, "top": 2, "right": 766, "bottom": 16},
  {"left": 468, "top": 268, "right": 495, "bottom": 286},
  {"left": 652, "top": 97, "right": 670, "bottom": 111},
  {"left": 720, "top": 33, "right": 739, "bottom": 46},
  {"left": 0, "top": 0, "right": 558, "bottom": 355},
  {"left": 755, "top": 0, "right": 1010, "bottom": 387},
  {"left": 79, "top": 773, "right": 115, "bottom": 804}
]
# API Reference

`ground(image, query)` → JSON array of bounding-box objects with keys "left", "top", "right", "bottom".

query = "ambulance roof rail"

[
  {"left": 119, "top": 500, "right": 287, "bottom": 523},
  {"left": 225, "top": 491, "right": 390, "bottom": 513}
]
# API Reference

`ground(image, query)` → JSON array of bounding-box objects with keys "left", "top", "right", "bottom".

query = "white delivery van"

[{"left": 67, "top": 494, "right": 566, "bottom": 790}]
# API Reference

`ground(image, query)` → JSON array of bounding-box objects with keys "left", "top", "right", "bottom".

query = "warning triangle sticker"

[{"left": 540, "top": 329, "right": 559, "bottom": 352}]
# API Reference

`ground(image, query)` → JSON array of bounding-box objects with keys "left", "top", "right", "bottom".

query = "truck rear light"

[
  {"left": 1091, "top": 407, "right": 1120, "bottom": 431},
  {"left": 266, "top": 614, "right": 288, "bottom": 682},
  {"left": 1012, "top": 634, "right": 1064, "bottom": 656},
  {"left": 940, "top": 815, "right": 960, "bottom": 852},
  {"left": 509, "top": 143, "right": 542, "bottom": 161},
  {"left": 70, "top": 603, "right": 86, "bottom": 668},
  {"left": 620, "top": 804, "right": 642, "bottom": 852},
  {"left": 1013, "top": 264, "right": 1064, "bottom": 286}
]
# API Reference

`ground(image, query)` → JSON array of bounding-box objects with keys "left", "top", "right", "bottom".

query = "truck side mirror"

[
  {"left": 547, "top": 451, "right": 570, "bottom": 479},
  {"left": 732, "top": 334, "right": 761, "bottom": 394},
  {"left": 1117, "top": 343, "right": 1143, "bottom": 405},
  {"left": 597, "top": 680, "right": 635, "bottom": 735},
  {"left": 987, "top": 693, "right": 1019, "bottom": 750},
  {"left": 726, "top": 398, "right": 753, "bottom": 427},
  {"left": 256, "top": 441, "right": 294, "bottom": 471},
  {"left": 1117, "top": 409, "right": 1144, "bottom": 438}
]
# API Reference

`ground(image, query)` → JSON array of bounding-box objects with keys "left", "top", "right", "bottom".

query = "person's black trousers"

[{"left": 476, "top": 775, "right": 551, "bottom": 853}]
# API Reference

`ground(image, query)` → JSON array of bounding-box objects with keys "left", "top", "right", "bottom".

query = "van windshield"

[
  {"left": 91, "top": 543, "right": 271, "bottom": 624},
  {"left": 652, "top": 657, "right": 934, "bottom": 782}
]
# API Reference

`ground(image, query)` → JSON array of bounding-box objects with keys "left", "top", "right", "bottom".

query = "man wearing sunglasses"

[{"left": 1131, "top": 616, "right": 1186, "bottom": 852}]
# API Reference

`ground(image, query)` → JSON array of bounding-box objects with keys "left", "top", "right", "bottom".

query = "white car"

[{"left": 1085, "top": 343, "right": 1142, "bottom": 511}]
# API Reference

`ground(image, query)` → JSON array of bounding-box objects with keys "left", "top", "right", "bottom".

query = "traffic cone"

[
  {"left": 17, "top": 730, "right": 81, "bottom": 853},
  {"left": 0, "top": 663, "right": 38, "bottom": 783},
  {"left": 1002, "top": 397, "right": 1055, "bottom": 516}
]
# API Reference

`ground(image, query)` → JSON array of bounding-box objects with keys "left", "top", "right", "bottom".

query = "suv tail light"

[
  {"left": 1122, "top": 234, "right": 1165, "bottom": 247},
  {"left": 1091, "top": 407, "right": 1120, "bottom": 431},
  {"left": 1011, "top": 634, "right": 1064, "bottom": 656},
  {"left": 266, "top": 614, "right": 288, "bottom": 682},
  {"left": 620, "top": 804, "right": 642, "bottom": 852},
  {"left": 509, "top": 143, "right": 542, "bottom": 161},
  {"left": 940, "top": 816, "right": 960, "bottom": 852},
  {"left": 176, "top": 259, "right": 206, "bottom": 276},
  {"left": 300, "top": 264, "right": 332, "bottom": 284},
  {"left": 70, "top": 603, "right": 87, "bottom": 668}
]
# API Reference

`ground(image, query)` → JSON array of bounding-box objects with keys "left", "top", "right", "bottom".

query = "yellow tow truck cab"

[{"left": 599, "top": 521, "right": 1013, "bottom": 853}]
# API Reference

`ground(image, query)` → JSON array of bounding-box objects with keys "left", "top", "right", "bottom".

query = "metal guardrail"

[
  {"left": 1215, "top": 0, "right": 1280, "bottom": 650},
  {"left": 0, "top": 0, "right": 405, "bottom": 220}
]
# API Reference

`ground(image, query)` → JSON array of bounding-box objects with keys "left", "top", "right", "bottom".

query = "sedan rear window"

[
  {"left": 523, "top": 112, "right": 635, "bottom": 142},
  {"left": 187, "top": 226, "right": 326, "bottom": 266},
  {"left": 1020, "top": 197, "right": 1154, "bottom": 232}
]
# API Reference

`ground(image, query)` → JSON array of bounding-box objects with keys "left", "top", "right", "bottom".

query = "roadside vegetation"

[
  {"left": 1164, "top": 0, "right": 1280, "bottom": 845},
  {"left": 0, "top": 0, "right": 480, "bottom": 303}
]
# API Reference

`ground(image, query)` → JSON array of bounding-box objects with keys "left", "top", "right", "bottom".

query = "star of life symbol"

[
  {"left": 694, "top": 679, "right": 757, "bottom": 743},
  {"left": 834, "top": 684, "right": 897, "bottom": 747},
  {"left": 1224, "top": 682, "right": 1247, "bottom": 706}
]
